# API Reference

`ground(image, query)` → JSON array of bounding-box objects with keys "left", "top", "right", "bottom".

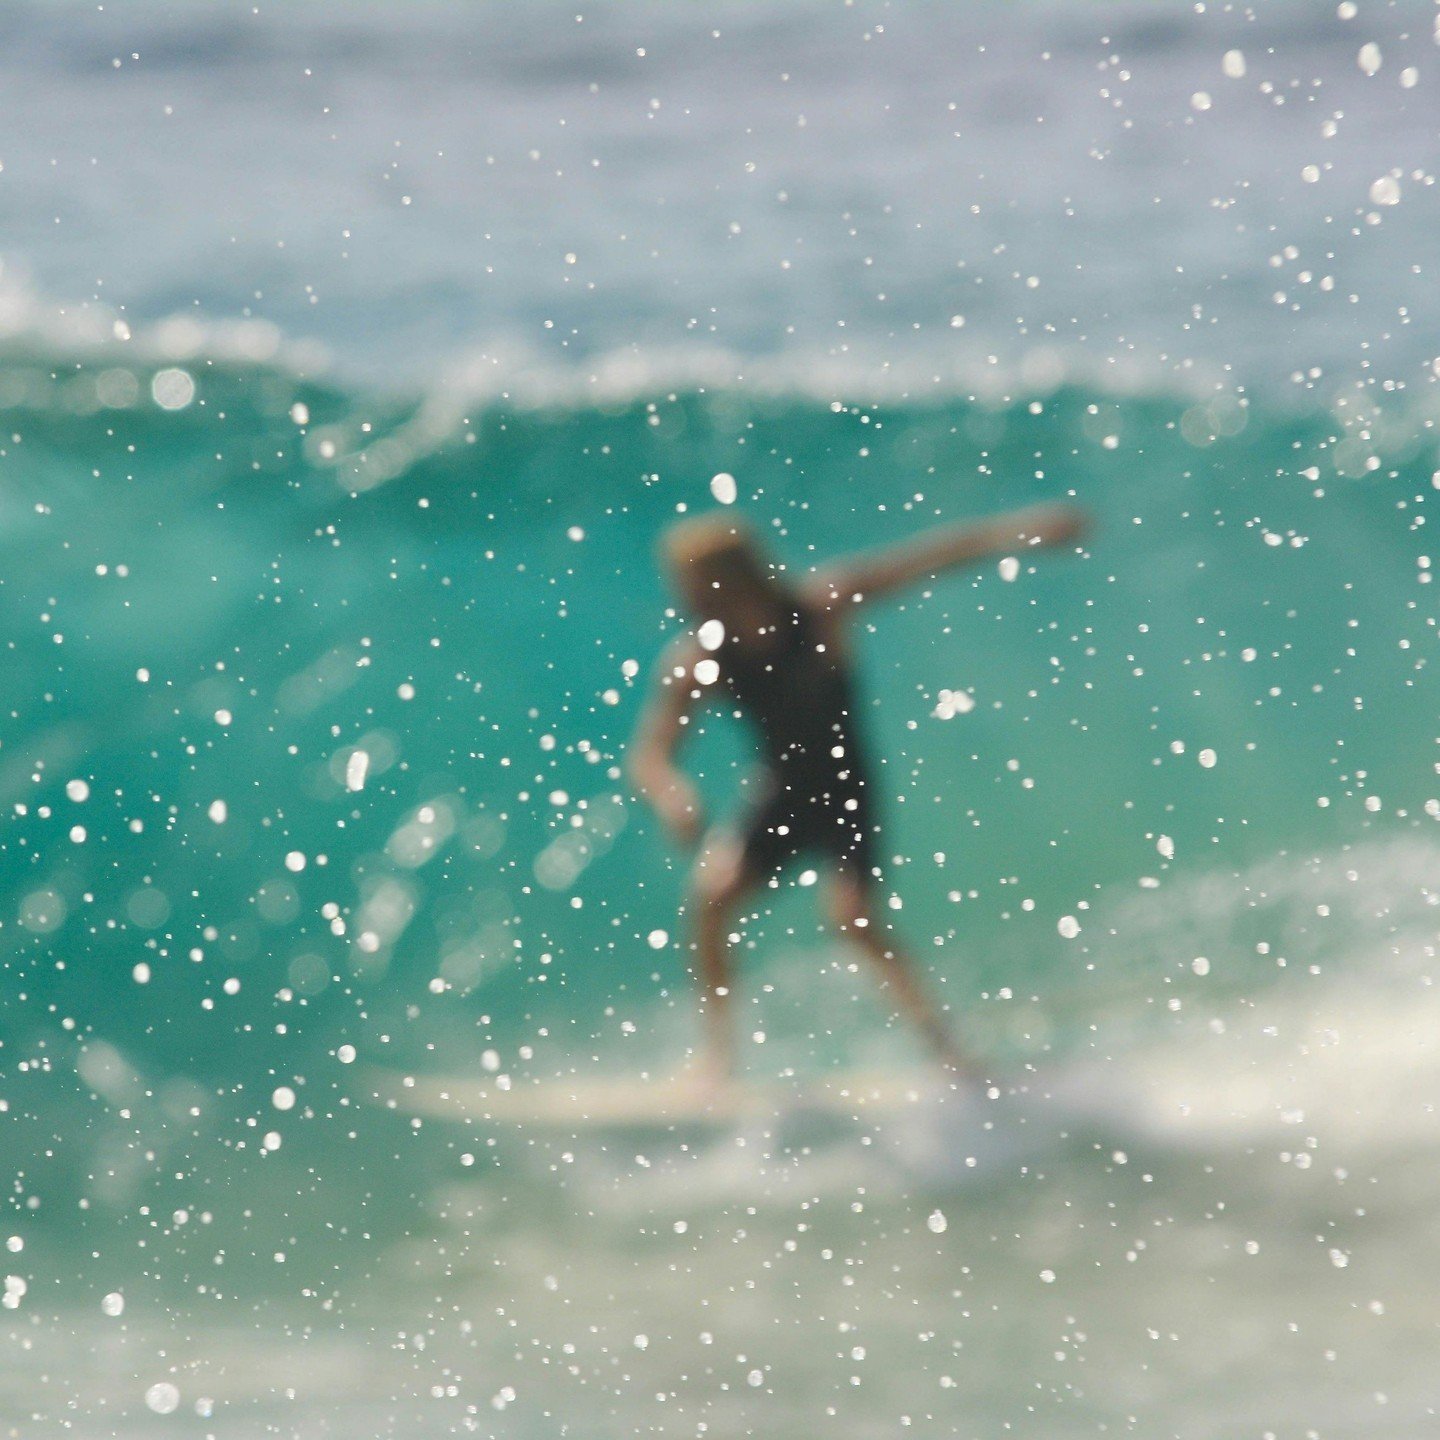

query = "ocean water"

[{"left": 3, "top": 2, "right": 1440, "bottom": 1435}]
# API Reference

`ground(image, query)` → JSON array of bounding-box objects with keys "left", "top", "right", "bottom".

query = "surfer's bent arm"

[
  {"left": 628, "top": 639, "right": 708, "bottom": 848},
  {"left": 811, "top": 502, "right": 1087, "bottom": 607}
]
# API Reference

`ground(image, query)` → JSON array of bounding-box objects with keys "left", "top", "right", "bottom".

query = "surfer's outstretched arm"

[
  {"left": 628, "top": 638, "right": 707, "bottom": 848},
  {"left": 812, "top": 502, "right": 1087, "bottom": 608}
]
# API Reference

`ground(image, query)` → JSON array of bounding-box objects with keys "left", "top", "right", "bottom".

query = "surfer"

[{"left": 629, "top": 502, "right": 1088, "bottom": 1090}]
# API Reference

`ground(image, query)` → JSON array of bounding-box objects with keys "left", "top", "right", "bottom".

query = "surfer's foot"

[{"left": 684, "top": 1052, "right": 735, "bottom": 1109}]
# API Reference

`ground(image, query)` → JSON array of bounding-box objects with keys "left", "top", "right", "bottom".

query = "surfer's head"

[{"left": 661, "top": 514, "right": 792, "bottom": 636}]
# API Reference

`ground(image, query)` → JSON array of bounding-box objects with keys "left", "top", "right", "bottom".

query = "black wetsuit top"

[{"left": 715, "top": 603, "right": 877, "bottom": 876}]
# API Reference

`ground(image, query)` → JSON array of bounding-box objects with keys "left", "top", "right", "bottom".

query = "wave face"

[{"left": 3, "top": 337, "right": 1440, "bottom": 1433}]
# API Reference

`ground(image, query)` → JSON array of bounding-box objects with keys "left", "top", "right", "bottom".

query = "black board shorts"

[{"left": 735, "top": 766, "right": 878, "bottom": 879}]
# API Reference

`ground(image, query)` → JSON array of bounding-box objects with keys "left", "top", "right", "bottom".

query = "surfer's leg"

[
  {"left": 825, "top": 868, "right": 981, "bottom": 1083},
  {"left": 688, "top": 832, "right": 760, "bottom": 1088}
]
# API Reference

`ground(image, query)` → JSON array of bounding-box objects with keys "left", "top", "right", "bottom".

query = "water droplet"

[{"left": 145, "top": 1383, "right": 181, "bottom": 1415}]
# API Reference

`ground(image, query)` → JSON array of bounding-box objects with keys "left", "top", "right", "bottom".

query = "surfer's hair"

[{"left": 661, "top": 514, "right": 786, "bottom": 608}]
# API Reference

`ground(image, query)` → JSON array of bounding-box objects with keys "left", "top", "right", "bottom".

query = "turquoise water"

[{"left": 4, "top": 2, "right": 1440, "bottom": 1436}]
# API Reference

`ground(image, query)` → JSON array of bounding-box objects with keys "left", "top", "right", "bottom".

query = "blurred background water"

[{"left": 3, "top": 1, "right": 1440, "bottom": 1435}]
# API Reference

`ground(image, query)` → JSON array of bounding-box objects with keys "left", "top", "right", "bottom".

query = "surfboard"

[{"left": 366, "top": 1066, "right": 978, "bottom": 1130}]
